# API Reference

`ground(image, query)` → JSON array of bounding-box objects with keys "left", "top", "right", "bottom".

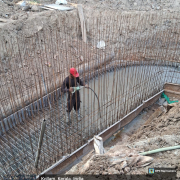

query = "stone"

[
  {"left": 174, "top": 114, "right": 180, "bottom": 119},
  {"left": 173, "top": 118, "right": 177, "bottom": 122},
  {"left": 119, "top": 169, "right": 124, "bottom": 174},
  {"left": 115, "top": 164, "right": 121, "bottom": 171},
  {"left": 102, "top": 171, "right": 108, "bottom": 175},
  {"left": 16, "top": 24, "right": 23, "bottom": 31},
  {"left": 120, "top": 161, "right": 127, "bottom": 169},
  {"left": 22, "top": 6, "right": 31, "bottom": 11},
  {"left": 163, "top": 101, "right": 168, "bottom": 107},
  {"left": 11, "top": 15, "right": 18, "bottom": 20},
  {"left": 109, "top": 168, "right": 119, "bottom": 174},
  {"left": 37, "top": 26, "right": 43, "bottom": 32},
  {"left": 19, "top": 1, "right": 26, "bottom": 7},
  {"left": 18, "top": 64, "right": 22, "bottom": 68},
  {"left": 174, "top": 150, "right": 179, "bottom": 156},
  {"left": 124, "top": 167, "right": 130, "bottom": 173},
  {"left": 169, "top": 114, "right": 174, "bottom": 118},
  {"left": 156, "top": 6, "right": 161, "bottom": 10},
  {"left": 31, "top": 5, "right": 39, "bottom": 12},
  {"left": 14, "top": 5, "right": 20, "bottom": 11},
  {"left": 158, "top": 98, "right": 166, "bottom": 106}
]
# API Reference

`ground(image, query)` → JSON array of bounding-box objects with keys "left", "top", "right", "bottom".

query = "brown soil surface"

[
  {"left": 66, "top": 100, "right": 180, "bottom": 177},
  {"left": 129, "top": 103, "right": 180, "bottom": 142}
]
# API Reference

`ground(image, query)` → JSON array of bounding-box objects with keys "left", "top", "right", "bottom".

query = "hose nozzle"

[{"left": 72, "top": 86, "right": 82, "bottom": 93}]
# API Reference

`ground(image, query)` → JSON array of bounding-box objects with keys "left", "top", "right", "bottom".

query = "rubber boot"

[{"left": 78, "top": 109, "right": 81, "bottom": 121}]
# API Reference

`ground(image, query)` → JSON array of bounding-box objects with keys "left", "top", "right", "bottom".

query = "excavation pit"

[{"left": 0, "top": 10, "right": 180, "bottom": 178}]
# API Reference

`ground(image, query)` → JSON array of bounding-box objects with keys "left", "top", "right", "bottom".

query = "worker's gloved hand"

[
  {"left": 69, "top": 87, "right": 74, "bottom": 93},
  {"left": 85, "top": 84, "right": 89, "bottom": 88}
]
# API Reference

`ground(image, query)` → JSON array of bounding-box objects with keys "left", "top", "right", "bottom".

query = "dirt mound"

[
  {"left": 66, "top": 102, "right": 180, "bottom": 177},
  {"left": 129, "top": 103, "right": 180, "bottom": 142},
  {"left": 71, "top": 146, "right": 153, "bottom": 175},
  {"left": 69, "top": 0, "right": 180, "bottom": 11}
]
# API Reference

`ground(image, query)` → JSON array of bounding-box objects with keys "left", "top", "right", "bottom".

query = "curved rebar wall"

[{"left": 0, "top": 12, "right": 180, "bottom": 178}]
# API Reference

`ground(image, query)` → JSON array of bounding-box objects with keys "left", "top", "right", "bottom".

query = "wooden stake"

[{"left": 77, "top": 4, "right": 87, "bottom": 43}]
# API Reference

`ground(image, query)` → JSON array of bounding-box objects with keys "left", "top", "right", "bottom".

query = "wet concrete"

[{"left": 74, "top": 65, "right": 180, "bottom": 134}]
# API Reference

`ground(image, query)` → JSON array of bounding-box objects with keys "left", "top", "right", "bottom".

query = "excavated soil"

[{"left": 66, "top": 100, "right": 180, "bottom": 177}]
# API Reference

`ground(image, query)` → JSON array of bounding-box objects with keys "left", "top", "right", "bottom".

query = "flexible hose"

[
  {"left": 139, "top": 145, "right": 180, "bottom": 156},
  {"left": 84, "top": 87, "right": 102, "bottom": 118}
]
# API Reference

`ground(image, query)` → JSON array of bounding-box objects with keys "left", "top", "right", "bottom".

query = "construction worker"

[{"left": 61, "top": 67, "right": 88, "bottom": 124}]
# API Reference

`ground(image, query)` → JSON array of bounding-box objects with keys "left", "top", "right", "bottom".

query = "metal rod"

[{"left": 35, "top": 119, "right": 46, "bottom": 168}]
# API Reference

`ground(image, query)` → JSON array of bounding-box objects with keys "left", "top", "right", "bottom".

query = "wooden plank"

[
  {"left": 164, "top": 83, "right": 180, "bottom": 99},
  {"left": 164, "top": 89, "right": 180, "bottom": 95},
  {"left": 77, "top": 4, "right": 87, "bottom": 43},
  {"left": 164, "top": 89, "right": 180, "bottom": 99},
  {"left": 164, "top": 83, "right": 180, "bottom": 92}
]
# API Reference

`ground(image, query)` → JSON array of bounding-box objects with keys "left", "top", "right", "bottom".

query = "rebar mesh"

[{"left": 0, "top": 12, "right": 180, "bottom": 178}]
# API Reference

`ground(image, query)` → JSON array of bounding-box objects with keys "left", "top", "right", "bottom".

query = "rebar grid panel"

[{"left": 0, "top": 12, "right": 180, "bottom": 177}]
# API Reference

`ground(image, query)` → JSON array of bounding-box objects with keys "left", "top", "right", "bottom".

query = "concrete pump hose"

[
  {"left": 84, "top": 86, "right": 102, "bottom": 118},
  {"left": 139, "top": 145, "right": 180, "bottom": 156}
]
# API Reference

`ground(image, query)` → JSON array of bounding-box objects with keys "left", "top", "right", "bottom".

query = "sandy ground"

[{"left": 66, "top": 98, "right": 180, "bottom": 178}]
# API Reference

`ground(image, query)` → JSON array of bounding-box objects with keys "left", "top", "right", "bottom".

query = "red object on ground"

[{"left": 70, "top": 68, "right": 79, "bottom": 77}]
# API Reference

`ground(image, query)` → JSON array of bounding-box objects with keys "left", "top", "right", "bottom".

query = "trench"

[{"left": 1, "top": 63, "right": 180, "bottom": 178}]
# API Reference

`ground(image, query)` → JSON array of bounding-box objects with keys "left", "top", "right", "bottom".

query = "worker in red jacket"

[{"left": 61, "top": 67, "right": 88, "bottom": 124}]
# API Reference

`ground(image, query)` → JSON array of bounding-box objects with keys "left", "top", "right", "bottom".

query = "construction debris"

[
  {"left": 31, "top": 5, "right": 39, "bottom": 12},
  {"left": 43, "top": 4, "right": 73, "bottom": 11},
  {"left": 70, "top": 147, "right": 154, "bottom": 175},
  {"left": 55, "top": 0, "right": 67, "bottom": 5},
  {"left": 17, "top": 1, "right": 26, "bottom": 7},
  {"left": 22, "top": 5, "right": 30, "bottom": 11},
  {"left": 66, "top": 101, "right": 180, "bottom": 176},
  {"left": 94, "top": 136, "right": 105, "bottom": 154},
  {"left": 97, "top": 41, "right": 105, "bottom": 49}
]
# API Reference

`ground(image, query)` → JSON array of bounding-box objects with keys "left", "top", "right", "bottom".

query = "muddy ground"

[{"left": 66, "top": 98, "right": 180, "bottom": 178}]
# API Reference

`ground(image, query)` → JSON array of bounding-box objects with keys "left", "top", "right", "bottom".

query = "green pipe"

[{"left": 139, "top": 145, "right": 180, "bottom": 156}]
